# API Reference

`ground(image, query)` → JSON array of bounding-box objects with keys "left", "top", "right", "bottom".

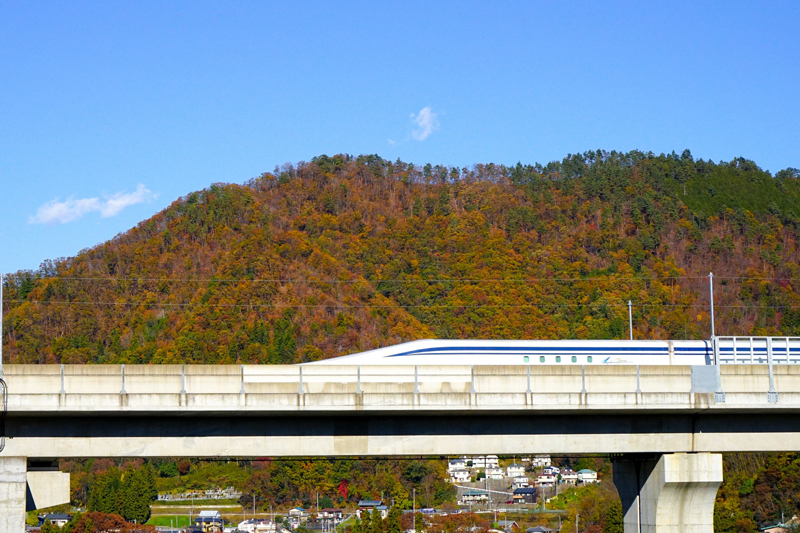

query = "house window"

[
  {"left": 539, "top": 356, "right": 545, "bottom": 363},
  {"left": 587, "top": 356, "right": 593, "bottom": 363},
  {"left": 524, "top": 356, "right": 529, "bottom": 363},
  {"left": 555, "top": 356, "right": 561, "bottom": 363},
  {"left": 571, "top": 356, "right": 577, "bottom": 363}
]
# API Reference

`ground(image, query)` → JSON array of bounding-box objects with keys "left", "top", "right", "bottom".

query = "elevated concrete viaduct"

[{"left": 4, "top": 363, "right": 800, "bottom": 532}]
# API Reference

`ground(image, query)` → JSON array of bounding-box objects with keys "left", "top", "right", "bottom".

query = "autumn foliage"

[{"left": 3, "top": 152, "right": 800, "bottom": 364}]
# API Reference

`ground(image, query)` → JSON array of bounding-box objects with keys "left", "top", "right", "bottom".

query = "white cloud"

[
  {"left": 410, "top": 106, "right": 439, "bottom": 141},
  {"left": 29, "top": 184, "right": 156, "bottom": 225}
]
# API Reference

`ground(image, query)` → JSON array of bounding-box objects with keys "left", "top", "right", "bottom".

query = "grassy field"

[{"left": 145, "top": 516, "right": 194, "bottom": 528}]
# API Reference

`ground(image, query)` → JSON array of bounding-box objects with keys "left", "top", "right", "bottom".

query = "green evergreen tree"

[
  {"left": 40, "top": 519, "right": 56, "bottom": 533},
  {"left": 603, "top": 499, "right": 624, "bottom": 533},
  {"left": 352, "top": 517, "right": 363, "bottom": 533},
  {"left": 370, "top": 508, "right": 383, "bottom": 533},
  {"left": 386, "top": 505, "right": 402, "bottom": 533},
  {"left": 84, "top": 516, "right": 95, "bottom": 533}
]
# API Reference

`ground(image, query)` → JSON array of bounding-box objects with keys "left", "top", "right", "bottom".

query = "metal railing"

[{"left": 713, "top": 336, "right": 800, "bottom": 365}]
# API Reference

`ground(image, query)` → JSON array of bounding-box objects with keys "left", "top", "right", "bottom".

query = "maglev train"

[
  {"left": 305, "top": 339, "right": 711, "bottom": 366},
  {"left": 304, "top": 338, "right": 800, "bottom": 366}
]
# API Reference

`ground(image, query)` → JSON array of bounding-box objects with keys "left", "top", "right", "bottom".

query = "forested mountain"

[{"left": 4, "top": 151, "right": 800, "bottom": 364}]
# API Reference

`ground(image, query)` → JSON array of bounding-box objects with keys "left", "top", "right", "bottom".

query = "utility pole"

[
  {"left": 709, "top": 272, "right": 716, "bottom": 339},
  {"left": 412, "top": 488, "right": 416, "bottom": 530},
  {"left": 628, "top": 300, "right": 633, "bottom": 340},
  {"left": 575, "top": 512, "right": 579, "bottom": 533}
]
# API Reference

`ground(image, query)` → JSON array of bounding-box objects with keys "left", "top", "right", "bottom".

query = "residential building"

[
  {"left": 577, "top": 469, "right": 598, "bottom": 484},
  {"left": 506, "top": 464, "right": 526, "bottom": 477},
  {"left": 512, "top": 476, "right": 530, "bottom": 489},
  {"left": 486, "top": 466, "right": 504, "bottom": 480},
  {"left": 448, "top": 458, "right": 467, "bottom": 472},
  {"left": 485, "top": 455, "right": 500, "bottom": 468},
  {"left": 520, "top": 457, "right": 531, "bottom": 463},
  {"left": 536, "top": 473, "right": 556, "bottom": 487},
  {"left": 460, "top": 490, "right": 489, "bottom": 504},
  {"left": 358, "top": 500, "right": 388, "bottom": 519},
  {"left": 512, "top": 487, "right": 537, "bottom": 504},
  {"left": 530, "top": 455, "right": 551, "bottom": 468},
  {"left": 450, "top": 468, "right": 471, "bottom": 483},
  {"left": 526, "top": 527, "right": 556, "bottom": 533},
  {"left": 195, "top": 510, "right": 224, "bottom": 532},
  {"left": 542, "top": 465, "right": 559, "bottom": 476},
  {"left": 38, "top": 514, "right": 72, "bottom": 528},
  {"left": 319, "top": 509, "right": 343, "bottom": 520},
  {"left": 472, "top": 455, "right": 486, "bottom": 468},
  {"left": 560, "top": 468, "right": 578, "bottom": 485},
  {"left": 496, "top": 520, "right": 518, "bottom": 532}
]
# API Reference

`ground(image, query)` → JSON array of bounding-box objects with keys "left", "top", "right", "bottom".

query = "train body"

[{"left": 305, "top": 337, "right": 800, "bottom": 366}]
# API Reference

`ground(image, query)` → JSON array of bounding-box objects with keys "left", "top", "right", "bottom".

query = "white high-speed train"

[{"left": 305, "top": 338, "right": 800, "bottom": 366}]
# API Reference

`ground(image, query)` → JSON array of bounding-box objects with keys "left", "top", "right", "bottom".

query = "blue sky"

[{"left": 1, "top": 1, "right": 798, "bottom": 274}]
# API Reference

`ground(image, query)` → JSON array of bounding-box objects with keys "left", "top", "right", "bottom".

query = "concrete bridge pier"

[
  {"left": 613, "top": 452, "right": 722, "bottom": 533},
  {"left": 0, "top": 457, "right": 27, "bottom": 532},
  {"left": 0, "top": 457, "right": 71, "bottom": 532}
]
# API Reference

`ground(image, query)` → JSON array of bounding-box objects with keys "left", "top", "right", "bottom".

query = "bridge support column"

[
  {"left": 613, "top": 453, "right": 722, "bottom": 533},
  {"left": 0, "top": 457, "right": 27, "bottom": 533}
]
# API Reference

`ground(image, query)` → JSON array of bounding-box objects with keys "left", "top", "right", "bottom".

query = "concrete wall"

[{"left": 7, "top": 364, "right": 798, "bottom": 413}]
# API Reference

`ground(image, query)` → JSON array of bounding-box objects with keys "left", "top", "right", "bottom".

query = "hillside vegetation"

[{"left": 3, "top": 151, "right": 800, "bottom": 364}]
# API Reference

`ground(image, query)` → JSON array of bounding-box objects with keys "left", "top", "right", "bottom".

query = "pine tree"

[
  {"left": 352, "top": 517, "right": 363, "bottom": 533},
  {"left": 602, "top": 499, "right": 624, "bottom": 533},
  {"left": 386, "top": 505, "right": 402, "bottom": 533},
  {"left": 370, "top": 508, "right": 383, "bottom": 533}
]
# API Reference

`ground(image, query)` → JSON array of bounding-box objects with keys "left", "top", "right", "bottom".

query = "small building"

[
  {"left": 449, "top": 458, "right": 467, "bottom": 472},
  {"left": 460, "top": 490, "right": 489, "bottom": 504},
  {"left": 358, "top": 500, "right": 388, "bottom": 519},
  {"left": 472, "top": 455, "right": 486, "bottom": 468},
  {"left": 498, "top": 520, "right": 519, "bottom": 530},
  {"left": 289, "top": 508, "right": 308, "bottom": 518},
  {"left": 506, "top": 464, "right": 526, "bottom": 477},
  {"left": 195, "top": 510, "right": 224, "bottom": 532},
  {"left": 560, "top": 468, "right": 578, "bottom": 484},
  {"left": 512, "top": 476, "right": 530, "bottom": 489},
  {"left": 38, "top": 514, "right": 72, "bottom": 528},
  {"left": 485, "top": 455, "right": 500, "bottom": 468},
  {"left": 530, "top": 455, "right": 551, "bottom": 468},
  {"left": 512, "top": 487, "right": 538, "bottom": 504},
  {"left": 486, "top": 466, "right": 504, "bottom": 480},
  {"left": 526, "top": 527, "right": 556, "bottom": 533},
  {"left": 577, "top": 469, "right": 598, "bottom": 484},
  {"left": 536, "top": 473, "right": 556, "bottom": 487},
  {"left": 450, "top": 468, "right": 471, "bottom": 483},
  {"left": 319, "top": 509, "right": 343, "bottom": 520},
  {"left": 542, "top": 466, "right": 560, "bottom": 476}
]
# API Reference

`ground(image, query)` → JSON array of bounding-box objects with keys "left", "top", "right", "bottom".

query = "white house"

[
  {"left": 486, "top": 466, "right": 504, "bottom": 480},
  {"left": 449, "top": 458, "right": 467, "bottom": 472},
  {"left": 485, "top": 455, "right": 500, "bottom": 468},
  {"left": 472, "top": 455, "right": 486, "bottom": 468},
  {"left": 460, "top": 490, "right": 489, "bottom": 504},
  {"left": 560, "top": 468, "right": 578, "bottom": 484},
  {"left": 450, "top": 469, "right": 471, "bottom": 483},
  {"left": 506, "top": 464, "right": 526, "bottom": 477},
  {"left": 577, "top": 469, "right": 598, "bottom": 484},
  {"left": 542, "top": 466, "right": 560, "bottom": 476},
  {"left": 536, "top": 473, "right": 556, "bottom": 487},
  {"left": 531, "top": 455, "right": 551, "bottom": 468},
  {"left": 513, "top": 476, "right": 530, "bottom": 489}
]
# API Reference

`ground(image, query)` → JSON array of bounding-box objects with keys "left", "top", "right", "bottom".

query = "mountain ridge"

[{"left": 4, "top": 151, "right": 800, "bottom": 364}]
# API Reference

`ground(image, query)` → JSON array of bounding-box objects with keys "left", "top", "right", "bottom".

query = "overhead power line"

[{"left": 5, "top": 300, "right": 800, "bottom": 310}]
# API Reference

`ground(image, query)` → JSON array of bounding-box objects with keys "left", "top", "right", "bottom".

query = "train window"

[
  {"left": 539, "top": 356, "right": 545, "bottom": 363},
  {"left": 555, "top": 356, "right": 561, "bottom": 363},
  {"left": 587, "top": 356, "right": 593, "bottom": 363},
  {"left": 571, "top": 356, "right": 577, "bottom": 363},
  {"left": 524, "top": 356, "right": 529, "bottom": 363}
]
